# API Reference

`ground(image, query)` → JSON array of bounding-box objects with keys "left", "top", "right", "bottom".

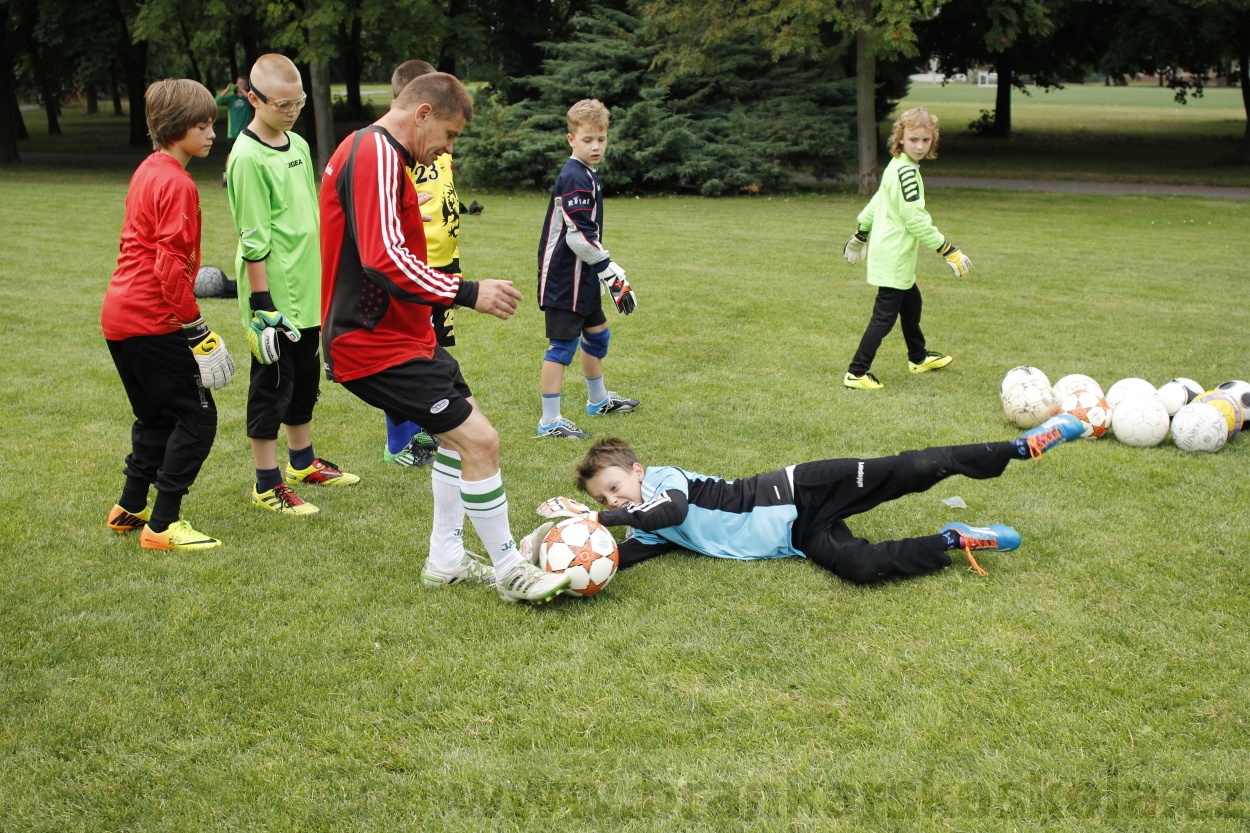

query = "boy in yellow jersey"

[{"left": 381, "top": 59, "right": 464, "bottom": 468}]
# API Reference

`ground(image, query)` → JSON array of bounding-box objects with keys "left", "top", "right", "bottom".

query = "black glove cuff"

[
  {"left": 854, "top": 230, "right": 868, "bottom": 242},
  {"left": 250, "top": 291, "right": 276, "bottom": 312},
  {"left": 181, "top": 316, "right": 208, "bottom": 343}
]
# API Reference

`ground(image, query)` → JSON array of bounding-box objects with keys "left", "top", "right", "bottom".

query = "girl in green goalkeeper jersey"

[{"left": 840, "top": 107, "right": 973, "bottom": 391}]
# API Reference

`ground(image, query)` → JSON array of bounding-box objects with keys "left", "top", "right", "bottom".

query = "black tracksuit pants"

[
  {"left": 791, "top": 442, "right": 1018, "bottom": 585},
  {"left": 848, "top": 284, "right": 928, "bottom": 375}
]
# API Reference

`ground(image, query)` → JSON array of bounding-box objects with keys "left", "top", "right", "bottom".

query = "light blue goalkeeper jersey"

[{"left": 612, "top": 465, "right": 803, "bottom": 561}]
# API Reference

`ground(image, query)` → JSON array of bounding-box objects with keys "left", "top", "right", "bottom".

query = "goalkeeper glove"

[
  {"left": 937, "top": 240, "right": 972, "bottom": 277},
  {"left": 843, "top": 229, "right": 868, "bottom": 264},
  {"left": 183, "top": 317, "right": 235, "bottom": 389},
  {"left": 596, "top": 261, "right": 637, "bottom": 315},
  {"left": 519, "top": 521, "right": 555, "bottom": 565},
  {"left": 537, "top": 496, "right": 594, "bottom": 520},
  {"left": 247, "top": 292, "right": 301, "bottom": 364}
]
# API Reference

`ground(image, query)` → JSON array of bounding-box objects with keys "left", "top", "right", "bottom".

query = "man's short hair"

[
  {"left": 566, "top": 99, "right": 609, "bottom": 135},
  {"left": 392, "top": 60, "right": 436, "bottom": 98},
  {"left": 392, "top": 72, "right": 473, "bottom": 123},
  {"left": 574, "top": 437, "right": 639, "bottom": 493},
  {"left": 145, "top": 79, "right": 218, "bottom": 150},
  {"left": 889, "top": 106, "right": 940, "bottom": 160}
]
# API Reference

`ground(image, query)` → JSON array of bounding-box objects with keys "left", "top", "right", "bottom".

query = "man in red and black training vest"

[{"left": 319, "top": 72, "right": 571, "bottom": 606}]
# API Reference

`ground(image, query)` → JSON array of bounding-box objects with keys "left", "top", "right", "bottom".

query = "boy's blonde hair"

[
  {"left": 566, "top": 99, "right": 609, "bottom": 135},
  {"left": 393, "top": 71, "right": 473, "bottom": 123},
  {"left": 391, "top": 59, "right": 436, "bottom": 98},
  {"left": 889, "top": 106, "right": 940, "bottom": 159},
  {"left": 145, "top": 79, "right": 217, "bottom": 150},
  {"left": 574, "top": 437, "right": 638, "bottom": 493}
]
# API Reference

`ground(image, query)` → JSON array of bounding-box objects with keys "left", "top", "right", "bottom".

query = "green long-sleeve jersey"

[{"left": 856, "top": 154, "right": 946, "bottom": 289}]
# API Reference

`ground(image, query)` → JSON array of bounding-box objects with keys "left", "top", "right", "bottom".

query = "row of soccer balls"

[{"left": 1000, "top": 367, "right": 1250, "bottom": 453}]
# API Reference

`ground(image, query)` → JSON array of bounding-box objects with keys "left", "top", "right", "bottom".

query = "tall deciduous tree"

[
  {"left": 646, "top": 0, "right": 936, "bottom": 195},
  {"left": 0, "top": 0, "right": 37, "bottom": 163}
]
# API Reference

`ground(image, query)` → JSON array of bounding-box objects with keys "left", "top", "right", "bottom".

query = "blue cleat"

[
  {"left": 1020, "top": 413, "right": 1084, "bottom": 459},
  {"left": 940, "top": 522, "right": 1021, "bottom": 576}
]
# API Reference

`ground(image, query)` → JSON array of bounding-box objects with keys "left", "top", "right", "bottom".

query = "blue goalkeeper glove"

[{"left": 247, "top": 291, "right": 301, "bottom": 364}]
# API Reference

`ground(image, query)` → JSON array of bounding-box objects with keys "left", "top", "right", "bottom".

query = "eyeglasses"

[{"left": 250, "top": 84, "right": 307, "bottom": 114}]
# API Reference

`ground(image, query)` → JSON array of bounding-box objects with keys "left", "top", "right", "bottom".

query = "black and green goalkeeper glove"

[
  {"left": 247, "top": 291, "right": 301, "bottom": 364},
  {"left": 937, "top": 239, "right": 972, "bottom": 277}
]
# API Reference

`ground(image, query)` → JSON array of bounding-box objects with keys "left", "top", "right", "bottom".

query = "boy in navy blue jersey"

[
  {"left": 534, "top": 99, "right": 638, "bottom": 440},
  {"left": 530, "top": 414, "right": 1085, "bottom": 585}
]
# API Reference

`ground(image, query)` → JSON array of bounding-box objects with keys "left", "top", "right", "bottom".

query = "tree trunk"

[
  {"left": 110, "top": 66, "right": 123, "bottom": 116},
  {"left": 1239, "top": 47, "right": 1250, "bottom": 164},
  {"left": 439, "top": 0, "right": 465, "bottom": 74},
  {"left": 32, "top": 46, "right": 61, "bottom": 135},
  {"left": 0, "top": 57, "right": 20, "bottom": 164},
  {"left": 309, "top": 60, "right": 334, "bottom": 176},
  {"left": 994, "top": 51, "right": 1012, "bottom": 137},
  {"left": 854, "top": 0, "right": 878, "bottom": 196},
  {"left": 179, "top": 21, "right": 202, "bottom": 86},
  {"left": 121, "top": 40, "right": 148, "bottom": 147},
  {"left": 340, "top": 17, "right": 363, "bottom": 117},
  {"left": 86, "top": 82, "right": 99, "bottom": 114}
]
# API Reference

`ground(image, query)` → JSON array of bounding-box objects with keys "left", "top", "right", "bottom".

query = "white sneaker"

[
  {"left": 496, "top": 560, "right": 570, "bottom": 604},
  {"left": 420, "top": 550, "right": 496, "bottom": 588}
]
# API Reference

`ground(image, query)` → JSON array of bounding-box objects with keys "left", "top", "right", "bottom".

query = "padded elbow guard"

[
  {"left": 544, "top": 338, "right": 579, "bottom": 366},
  {"left": 581, "top": 327, "right": 609, "bottom": 359}
]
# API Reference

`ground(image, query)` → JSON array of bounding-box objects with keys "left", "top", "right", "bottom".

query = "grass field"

[
  {"left": 1, "top": 159, "right": 1248, "bottom": 830},
  {"left": 899, "top": 83, "right": 1250, "bottom": 186}
]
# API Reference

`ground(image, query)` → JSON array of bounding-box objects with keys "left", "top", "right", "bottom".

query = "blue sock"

[
  {"left": 541, "top": 393, "right": 562, "bottom": 425},
  {"left": 585, "top": 375, "right": 608, "bottom": 405},
  {"left": 386, "top": 415, "right": 422, "bottom": 454},
  {"left": 289, "top": 445, "right": 315, "bottom": 471},
  {"left": 257, "top": 467, "right": 283, "bottom": 492}
]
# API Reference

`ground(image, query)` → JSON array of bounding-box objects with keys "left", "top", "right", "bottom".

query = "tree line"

[{"left": 3, "top": 0, "right": 1247, "bottom": 183}]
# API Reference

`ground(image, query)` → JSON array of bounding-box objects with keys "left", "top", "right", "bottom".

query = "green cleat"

[{"left": 909, "top": 351, "right": 953, "bottom": 374}]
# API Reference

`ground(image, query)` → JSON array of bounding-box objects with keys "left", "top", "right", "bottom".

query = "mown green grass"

[
  {"left": 899, "top": 83, "right": 1250, "bottom": 186},
  {"left": 1, "top": 163, "right": 1248, "bottom": 830}
]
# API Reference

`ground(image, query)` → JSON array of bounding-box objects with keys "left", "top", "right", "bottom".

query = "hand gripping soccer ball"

[
  {"left": 1156, "top": 378, "right": 1204, "bottom": 416},
  {"left": 540, "top": 517, "right": 620, "bottom": 597},
  {"left": 1060, "top": 389, "right": 1112, "bottom": 438},
  {"left": 1001, "top": 366, "right": 1050, "bottom": 396},
  {"left": 1053, "top": 373, "right": 1104, "bottom": 401},
  {"left": 1170, "top": 403, "right": 1227, "bottom": 453},
  {"left": 1002, "top": 378, "right": 1060, "bottom": 429},
  {"left": 1194, "top": 391, "right": 1244, "bottom": 440},
  {"left": 1215, "top": 380, "right": 1250, "bottom": 421},
  {"left": 1111, "top": 394, "right": 1170, "bottom": 447},
  {"left": 1105, "top": 378, "right": 1158, "bottom": 410}
]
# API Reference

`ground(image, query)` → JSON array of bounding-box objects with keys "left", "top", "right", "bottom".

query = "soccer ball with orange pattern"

[{"left": 540, "top": 517, "right": 620, "bottom": 597}]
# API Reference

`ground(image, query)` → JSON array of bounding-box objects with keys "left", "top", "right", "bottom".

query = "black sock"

[
  {"left": 256, "top": 467, "right": 283, "bottom": 492},
  {"left": 289, "top": 445, "right": 315, "bottom": 470},
  {"left": 119, "top": 476, "right": 150, "bottom": 514},
  {"left": 1010, "top": 438, "right": 1031, "bottom": 459},
  {"left": 940, "top": 528, "right": 962, "bottom": 550},
  {"left": 148, "top": 490, "right": 183, "bottom": 533}
]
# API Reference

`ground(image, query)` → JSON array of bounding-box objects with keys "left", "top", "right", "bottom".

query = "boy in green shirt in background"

[
  {"left": 215, "top": 77, "right": 254, "bottom": 187},
  {"left": 226, "top": 53, "right": 359, "bottom": 516},
  {"left": 841, "top": 107, "right": 973, "bottom": 391}
]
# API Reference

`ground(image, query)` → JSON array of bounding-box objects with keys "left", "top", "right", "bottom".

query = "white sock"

[
  {"left": 428, "top": 448, "right": 466, "bottom": 572},
  {"left": 460, "top": 469, "right": 522, "bottom": 576}
]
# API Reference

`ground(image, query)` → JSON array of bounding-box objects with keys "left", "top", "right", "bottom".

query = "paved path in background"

[
  {"left": 13, "top": 153, "right": 1250, "bottom": 199},
  {"left": 925, "top": 176, "right": 1250, "bottom": 200}
]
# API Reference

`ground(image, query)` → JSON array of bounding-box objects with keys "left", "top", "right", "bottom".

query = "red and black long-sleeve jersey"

[
  {"left": 101, "top": 152, "right": 203, "bottom": 340},
  {"left": 319, "top": 126, "right": 478, "bottom": 383}
]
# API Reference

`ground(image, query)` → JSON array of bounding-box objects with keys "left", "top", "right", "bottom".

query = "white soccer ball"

[
  {"left": 1060, "top": 389, "right": 1112, "bottom": 438},
  {"left": 1053, "top": 373, "right": 1104, "bottom": 401},
  {"left": 1170, "top": 403, "right": 1228, "bottom": 453},
  {"left": 1001, "top": 366, "right": 1050, "bottom": 396},
  {"left": 1156, "top": 378, "right": 1204, "bottom": 416},
  {"left": 1194, "top": 390, "right": 1244, "bottom": 440},
  {"left": 540, "top": 517, "right": 620, "bottom": 597},
  {"left": 1215, "top": 380, "right": 1250, "bottom": 421},
  {"left": 1002, "top": 378, "right": 1059, "bottom": 429},
  {"left": 194, "top": 265, "right": 227, "bottom": 297},
  {"left": 1111, "top": 394, "right": 1170, "bottom": 447},
  {"left": 1105, "top": 378, "right": 1158, "bottom": 410}
]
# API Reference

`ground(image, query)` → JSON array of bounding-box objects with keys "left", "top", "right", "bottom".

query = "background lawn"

[{"left": 0, "top": 158, "right": 1248, "bottom": 830}]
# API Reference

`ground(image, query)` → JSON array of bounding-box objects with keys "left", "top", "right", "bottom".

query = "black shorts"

[
  {"left": 545, "top": 305, "right": 607, "bottom": 341},
  {"left": 246, "top": 326, "right": 322, "bottom": 440},
  {"left": 340, "top": 347, "right": 474, "bottom": 435}
]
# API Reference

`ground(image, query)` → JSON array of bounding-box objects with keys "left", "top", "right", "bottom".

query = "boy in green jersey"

[
  {"left": 226, "top": 53, "right": 359, "bottom": 516},
  {"left": 841, "top": 107, "right": 973, "bottom": 391},
  {"left": 215, "top": 77, "right": 254, "bottom": 186}
]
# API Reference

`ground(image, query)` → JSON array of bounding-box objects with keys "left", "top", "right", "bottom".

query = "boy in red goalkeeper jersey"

[{"left": 102, "top": 79, "right": 236, "bottom": 551}]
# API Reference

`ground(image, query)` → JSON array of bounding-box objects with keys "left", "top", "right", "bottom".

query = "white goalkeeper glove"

[
  {"left": 596, "top": 261, "right": 637, "bottom": 315},
  {"left": 519, "top": 521, "right": 555, "bottom": 565},
  {"left": 537, "top": 496, "right": 594, "bottom": 520},
  {"left": 247, "top": 292, "right": 301, "bottom": 365},
  {"left": 938, "top": 240, "right": 972, "bottom": 277},
  {"left": 183, "top": 317, "right": 235, "bottom": 389},
  {"left": 843, "top": 229, "right": 868, "bottom": 264}
]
